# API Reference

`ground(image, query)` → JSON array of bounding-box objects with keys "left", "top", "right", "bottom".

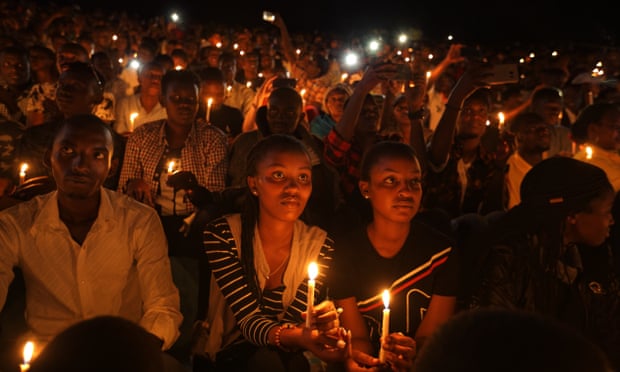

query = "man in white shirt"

[
  {"left": 114, "top": 61, "right": 167, "bottom": 136},
  {"left": 505, "top": 112, "right": 551, "bottom": 209},
  {"left": 0, "top": 114, "right": 182, "bottom": 352}
]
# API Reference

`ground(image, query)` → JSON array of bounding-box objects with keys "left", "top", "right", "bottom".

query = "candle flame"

[
  {"left": 426, "top": 70, "right": 432, "bottom": 80},
  {"left": 167, "top": 161, "right": 175, "bottom": 173},
  {"left": 20, "top": 163, "right": 28, "bottom": 174},
  {"left": 207, "top": 97, "right": 213, "bottom": 107},
  {"left": 586, "top": 146, "right": 593, "bottom": 160},
  {"left": 382, "top": 289, "right": 390, "bottom": 309},
  {"left": 23, "top": 341, "right": 34, "bottom": 364},
  {"left": 130, "top": 112, "right": 139, "bottom": 122},
  {"left": 308, "top": 262, "right": 318, "bottom": 280},
  {"left": 498, "top": 112, "right": 505, "bottom": 124}
]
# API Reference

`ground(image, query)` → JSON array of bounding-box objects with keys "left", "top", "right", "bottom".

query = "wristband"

[{"left": 274, "top": 323, "right": 294, "bottom": 352}]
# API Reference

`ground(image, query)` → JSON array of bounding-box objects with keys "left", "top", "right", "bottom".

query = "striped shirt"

[{"left": 204, "top": 215, "right": 335, "bottom": 346}]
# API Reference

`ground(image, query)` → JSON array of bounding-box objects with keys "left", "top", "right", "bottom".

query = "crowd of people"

[{"left": 0, "top": 1, "right": 620, "bottom": 372}]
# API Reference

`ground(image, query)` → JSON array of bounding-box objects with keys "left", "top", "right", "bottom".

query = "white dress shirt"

[
  {"left": 0, "top": 189, "right": 182, "bottom": 350},
  {"left": 114, "top": 93, "right": 167, "bottom": 134}
]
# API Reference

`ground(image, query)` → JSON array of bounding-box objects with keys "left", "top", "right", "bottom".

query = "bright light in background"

[
  {"left": 368, "top": 39, "right": 380, "bottom": 52},
  {"left": 529, "top": 52, "right": 536, "bottom": 59},
  {"left": 519, "top": 58, "right": 525, "bottom": 64},
  {"left": 344, "top": 52, "right": 359, "bottom": 68},
  {"left": 551, "top": 50, "right": 558, "bottom": 57},
  {"left": 170, "top": 12, "right": 179, "bottom": 22},
  {"left": 112, "top": 34, "right": 118, "bottom": 41},
  {"left": 596, "top": 61, "right": 603, "bottom": 68},
  {"left": 130, "top": 59, "right": 140, "bottom": 69},
  {"left": 398, "top": 34, "right": 407, "bottom": 44},
  {"left": 427, "top": 53, "right": 434, "bottom": 61},
  {"left": 216, "top": 42, "right": 222, "bottom": 48},
  {"left": 447, "top": 34, "right": 454, "bottom": 41}
]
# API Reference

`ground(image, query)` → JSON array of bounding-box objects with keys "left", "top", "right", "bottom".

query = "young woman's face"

[
  {"left": 360, "top": 155, "right": 422, "bottom": 224},
  {"left": 566, "top": 191, "right": 615, "bottom": 247},
  {"left": 247, "top": 149, "right": 312, "bottom": 223}
]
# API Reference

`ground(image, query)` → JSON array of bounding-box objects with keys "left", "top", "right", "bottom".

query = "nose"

[{"left": 71, "top": 153, "right": 89, "bottom": 171}]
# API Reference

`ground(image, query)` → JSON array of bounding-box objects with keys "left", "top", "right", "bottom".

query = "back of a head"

[
  {"left": 519, "top": 156, "right": 612, "bottom": 212},
  {"left": 532, "top": 86, "right": 563, "bottom": 105},
  {"left": 571, "top": 103, "right": 620, "bottom": 144},
  {"left": 414, "top": 309, "right": 612, "bottom": 372},
  {"left": 29, "top": 316, "right": 165, "bottom": 372}
]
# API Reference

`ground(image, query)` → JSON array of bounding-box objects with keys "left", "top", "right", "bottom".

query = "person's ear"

[
  {"left": 247, "top": 176, "right": 258, "bottom": 196},
  {"left": 43, "top": 148, "right": 52, "bottom": 169},
  {"left": 91, "top": 82, "right": 104, "bottom": 105},
  {"left": 359, "top": 181, "right": 369, "bottom": 199},
  {"left": 106, "top": 158, "right": 119, "bottom": 181}
]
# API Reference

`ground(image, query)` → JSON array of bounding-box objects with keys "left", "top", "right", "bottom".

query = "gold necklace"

[{"left": 266, "top": 255, "right": 289, "bottom": 280}]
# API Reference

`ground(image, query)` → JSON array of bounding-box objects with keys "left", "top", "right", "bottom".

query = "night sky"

[{"left": 37, "top": 0, "right": 618, "bottom": 46}]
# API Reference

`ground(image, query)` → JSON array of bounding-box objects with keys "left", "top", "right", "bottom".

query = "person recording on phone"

[
  {"left": 422, "top": 66, "right": 506, "bottom": 220},
  {"left": 264, "top": 11, "right": 341, "bottom": 115}
]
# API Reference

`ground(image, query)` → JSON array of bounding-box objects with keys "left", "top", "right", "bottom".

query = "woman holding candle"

[
  {"left": 195, "top": 134, "right": 347, "bottom": 371},
  {"left": 328, "top": 140, "right": 459, "bottom": 371}
]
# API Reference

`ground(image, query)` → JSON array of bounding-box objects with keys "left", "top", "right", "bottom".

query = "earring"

[
  {"left": 252, "top": 190, "right": 258, "bottom": 196},
  {"left": 363, "top": 192, "right": 369, "bottom": 199}
]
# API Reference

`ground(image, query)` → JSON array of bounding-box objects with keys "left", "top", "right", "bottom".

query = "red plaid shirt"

[{"left": 323, "top": 128, "right": 364, "bottom": 196}]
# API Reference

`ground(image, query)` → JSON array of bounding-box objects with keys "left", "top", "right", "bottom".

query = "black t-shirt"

[{"left": 328, "top": 217, "right": 459, "bottom": 347}]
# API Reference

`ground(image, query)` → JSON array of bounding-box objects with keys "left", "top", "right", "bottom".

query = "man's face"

[
  {"left": 56, "top": 47, "right": 89, "bottom": 73},
  {"left": 0, "top": 52, "right": 29, "bottom": 87},
  {"left": 517, "top": 122, "right": 551, "bottom": 153},
  {"left": 266, "top": 92, "right": 302, "bottom": 134},
  {"left": 51, "top": 122, "right": 113, "bottom": 200},
  {"left": 138, "top": 65, "right": 164, "bottom": 97},
  {"left": 457, "top": 100, "right": 489, "bottom": 139},
  {"left": 56, "top": 70, "right": 100, "bottom": 116},
  {"left": 162, "top": 80, "right": 199, "bottom": 126}
]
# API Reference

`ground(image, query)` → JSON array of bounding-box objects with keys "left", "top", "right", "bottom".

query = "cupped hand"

[{"left": 379, "top": 332, "right": 417, "bottom": 372}]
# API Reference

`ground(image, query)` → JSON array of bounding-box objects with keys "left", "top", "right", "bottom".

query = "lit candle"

[
  {"left": 498, "top": 112, "right": 505, "bottom": 130},
  {"left": 167, "top": 161, "right": 176, "bottom": 174},
  {"left": 206, "top": 97, "right": 213, "bottom": 123},
  {"left": 425, "top": 70, "right": 431, "bottom": 85},
  {"left": 306, "top": 262, "right": 318, "bottom": 328},
  {"left": 341, "top": 72, "right": 348, "bottom": 83},
  {"left": 226, "top": 85, "right": 232, "bottom": 97},
  {"left": 379, "top": 289, "right": 390, "bottom": 363},
  {"left": 129, "top": 112, "right": 139, "bottom": 132},
  {"left": 20, "top": 341, "right": 33, "bottom": 372},
  {"left": 586, "top": 145, "right": 593, "bottom": 160},
  {"left": 19, "top": 163, "right": 28, "bottom": 185}
]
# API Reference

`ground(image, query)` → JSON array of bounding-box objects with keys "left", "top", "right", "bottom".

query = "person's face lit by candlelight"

[{"left": 161, "top": 71, "right": 200, "bottom": 127}]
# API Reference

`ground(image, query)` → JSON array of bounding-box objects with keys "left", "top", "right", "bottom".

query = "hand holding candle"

[
  {"left": 306, "top": 262, "right": 318, "bottom": 328},
  {"left": 20, "top": 341, "right": 34, "bottom": 372},
  {"left": 379, "top": 289, "right": 390, "bottom": 363}
]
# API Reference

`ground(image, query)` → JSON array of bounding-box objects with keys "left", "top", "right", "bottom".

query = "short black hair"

[{"left": 160, "top": 69, "right": 200, "bottom": 95}]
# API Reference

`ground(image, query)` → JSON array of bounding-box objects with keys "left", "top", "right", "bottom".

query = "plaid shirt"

[
  {"left": 422, "top": 140, "right": 505, "bottom": 219},
  {"left": 118, "top": 119, "right": 228, "bottom": 213}
]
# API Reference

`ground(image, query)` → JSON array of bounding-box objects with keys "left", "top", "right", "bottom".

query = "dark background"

[{"left": 34, "top": 0, "right": 618, "bottom": 46}]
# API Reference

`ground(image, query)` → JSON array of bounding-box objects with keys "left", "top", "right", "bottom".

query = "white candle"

[
  {"left": 306, "top": 262, "right": 318, "bottom": 328},
  {"left": 19, "top": 163, "right": 28, "bottom": 185},
  {"left": 498, "top": 112, "right": 505, "bottom": 130},
  {"left": 206, "top": 98, "right": 213, "bottom": 123},
  {"left": 129, "top": 112, "right": 138, "bottom": 132},
  {"left": 20, "top": 341, "right": 34, "bottom": 372},
  {"left": 167, "top": 161, "right": 176, "bottom": 174},
  {"left": 379, "top": 289, "right": 390, "bottom": 363}
]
